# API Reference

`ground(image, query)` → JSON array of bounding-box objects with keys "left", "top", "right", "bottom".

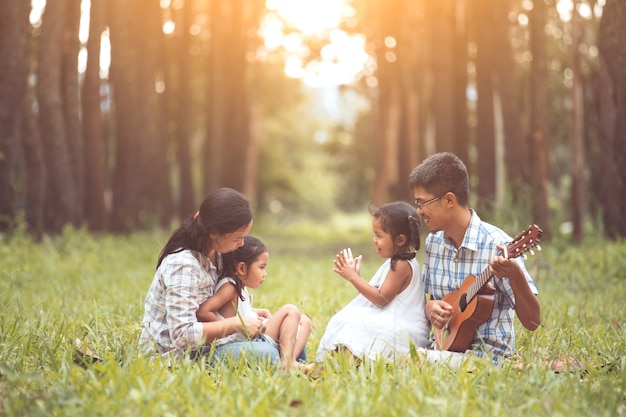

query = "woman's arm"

[
  {"left": 196, "top": 282, "right": 238, "bottom": 322},
  {"left": 201, "top": 316, "right": 266, "bottom": 343}
]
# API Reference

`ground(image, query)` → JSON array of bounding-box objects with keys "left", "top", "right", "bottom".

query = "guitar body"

[{"left": 433, "top": 274, "right": 496, "bottom": 352}]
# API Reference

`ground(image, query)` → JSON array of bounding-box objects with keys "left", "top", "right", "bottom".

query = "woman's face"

[{"left": 212, "top": 220, "right": 253, "bottom": 254}]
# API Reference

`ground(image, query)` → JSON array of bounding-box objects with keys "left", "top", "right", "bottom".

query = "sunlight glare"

[
  {"left": 30, "top": 0, "right": 46, "bottom": 25},
  {"left": 266, "top": 0, "right": 350, "bottom": 36},
  {"left": 261, "top": 0, "right": 368, "bottom": 87}
]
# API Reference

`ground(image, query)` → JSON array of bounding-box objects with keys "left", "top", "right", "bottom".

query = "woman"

[{"left": 139, "top": 188, "right": 279, "bottom": 366}]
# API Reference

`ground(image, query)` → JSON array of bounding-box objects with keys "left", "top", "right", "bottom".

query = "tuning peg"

[
  {"left": 536, "top": 245, "right": 541, "bottom": 251},
  {"left": 523, "top": 254, "right": 527, "bottom": 260},
  {"left": 529, "top": 249, "right": 535, "bottom": 256}
]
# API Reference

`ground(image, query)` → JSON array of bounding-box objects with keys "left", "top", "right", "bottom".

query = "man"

[{"left": 409, "top": 152, "right": 540, "bottom": 366}]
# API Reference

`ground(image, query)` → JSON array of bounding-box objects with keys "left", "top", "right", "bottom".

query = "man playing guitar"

[{"left": 409, "top": 152, "right": 541, "bottom": 367}]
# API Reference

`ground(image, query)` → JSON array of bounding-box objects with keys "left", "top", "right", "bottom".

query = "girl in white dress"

[{"left": 315, "top": 201, "right": 430, "bottom": 362}]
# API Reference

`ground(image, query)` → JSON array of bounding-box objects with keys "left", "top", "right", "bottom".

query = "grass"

[{"left": 0, "top": 216, "right": 625, "bottom": 417}]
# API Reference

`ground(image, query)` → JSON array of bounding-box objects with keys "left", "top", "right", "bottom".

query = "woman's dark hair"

[
  {"left": 157, "top": 188, "right": 252, "bottom": 268},
  {"left": 221, "top": 236, "right": 268, "bottom": 301},
  {"left": 371, "top": 201, "right": 422, "bottom": 270}
]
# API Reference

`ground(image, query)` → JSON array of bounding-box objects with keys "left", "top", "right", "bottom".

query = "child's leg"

[
  {"left": 294, "top": 314, "right": 312, "bottom": 362},
  {"left": 264, "top": 304, "right": 301, "bottom": 370}
]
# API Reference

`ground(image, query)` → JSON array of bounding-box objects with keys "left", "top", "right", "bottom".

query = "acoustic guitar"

[{"left": 433, "top": 224, "right": 543, "bottom": 352}]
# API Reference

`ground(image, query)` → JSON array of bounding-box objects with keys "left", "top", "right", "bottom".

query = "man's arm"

[{"left": 490, "top": 254, "right": 541, "bottom": 330}]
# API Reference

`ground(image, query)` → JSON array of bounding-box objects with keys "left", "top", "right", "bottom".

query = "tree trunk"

[
  {"left": 62, "top": 0, "right": 84, "bottom": 226},
  {"left": 452, "top": 0, "right": 469, "bottom": 166},
  {"left": 472, "top": 0, "right": 497, "bottom": 215},
  {"left": 0, "top": 0, "right": 31, "bottom": 233},
  {"left": 38, "top": 0, "right": 80, "bottom": 234},
  {"left": 494, "top": 0, "right": 526, "bottom": 204},
  {"left": 427, "top": 0, "right": 457, "bottom": 154},
  {"left": 82, "top": 0, "right": 108, "bottom": 231},
  {"left": 21, "top": 92, "right": 45, "bottom": 241},
  {"left": 108, "top": 0, "right": 141, "bottom": 231},
  {"left": 527, "top": 0, "right": 552, "bottom": 240},
  {"left": 598, "top": 0, "right": 626, "bottom": 239},
  {"left": 134, "top": 0, "right": 169, "bottom": 226},
  {"left": 221, "top": 0, "right": 246, "bottom": 191},
  {"left": 204, "top": 0, "right": 226, "bottom": 194},
  {"left": 369, "top": 0, "right": 402, "bottom": 205},
  {"left": 175, "top": 0, "right": 196, "bottom": 217},
  {"left": 570, "top": 0, "right": 585, "bottom": 243}
]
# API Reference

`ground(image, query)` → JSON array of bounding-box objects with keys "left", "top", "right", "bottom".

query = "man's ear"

[{"left": 444, "top": 191, "right": 457, "bottom": 207}]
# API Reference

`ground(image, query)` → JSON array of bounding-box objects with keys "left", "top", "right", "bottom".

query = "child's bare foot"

[{"left": 295, "top": 362, "right": 322, "bottom": 378}]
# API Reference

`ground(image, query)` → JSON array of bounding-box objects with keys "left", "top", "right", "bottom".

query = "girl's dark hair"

[
  {"left": 157, "top": 188, "right": 252, "bottom": 268},
  {"left": 221, "top": 236, "right": 268, "bottom": 301},
  {"left": 371, "top": 201, "right": 422, "bottom": 270}
]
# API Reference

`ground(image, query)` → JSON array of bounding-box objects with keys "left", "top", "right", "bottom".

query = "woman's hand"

[
  {"left": 241, "top": 316, "right": 266, "bottom": 337},
  {"left": 254, "top": 308, "right": 271, "bottom": 320}
]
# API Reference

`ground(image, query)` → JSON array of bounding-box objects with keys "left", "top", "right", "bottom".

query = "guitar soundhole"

[{"left": 459, "top": 293, "right": 468, "bottom": 312}]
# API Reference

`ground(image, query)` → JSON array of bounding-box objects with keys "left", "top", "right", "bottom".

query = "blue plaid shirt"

[
  {"left": 139, "top": 250, "right": 220, "bottom": 355},
  {"left": 422, "top": 210, "right": 538, "bottom": 360}
]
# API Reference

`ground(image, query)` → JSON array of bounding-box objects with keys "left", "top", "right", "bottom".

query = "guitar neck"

[{"left": 466, "top": 267, "right": 492, "bottom": 303}]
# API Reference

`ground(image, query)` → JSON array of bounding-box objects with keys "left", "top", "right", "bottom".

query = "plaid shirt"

[
  {"left": 422, "top": 210, "right": 538, "bottom": 360},
  {"left": 139, "top": 250, "right": 220, "bottom": 354}
]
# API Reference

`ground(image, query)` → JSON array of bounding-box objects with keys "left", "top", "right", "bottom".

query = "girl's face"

[
  {"left": 372, "top": 218, "right": 396, "bottom": 259},
  {"left": 211, "top": 220, "right": 253, "bottom": 254},
  {"left": 238, "top": 251, "right": 269, "bottom": 290}
]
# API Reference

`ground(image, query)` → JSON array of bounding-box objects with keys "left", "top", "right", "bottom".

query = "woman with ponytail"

[
  {"left": 139, "top": 188, "right": 279, "bottom": 366},
  {"left": 314, "top": 201, "right": 430, "bottom": 363}
]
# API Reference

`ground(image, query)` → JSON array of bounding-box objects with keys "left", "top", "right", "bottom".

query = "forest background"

[
  {"left": 1, "top": 2, "right": 626, "bottom": 415},
  {"left": 1, "top": 0, "right": 626, "bottom": 243}
]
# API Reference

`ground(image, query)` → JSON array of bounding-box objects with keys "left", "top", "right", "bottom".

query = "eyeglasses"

[{"left": 414, "top": 196, "right": 441, "bottom": 210}]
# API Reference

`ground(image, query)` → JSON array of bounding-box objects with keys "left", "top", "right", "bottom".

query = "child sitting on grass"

[
  {"left": 197, "top": 236, "right": 311, "bottom": 372},
  {"left": 315, "top": 201, "right": 430, "bottom": 364}
]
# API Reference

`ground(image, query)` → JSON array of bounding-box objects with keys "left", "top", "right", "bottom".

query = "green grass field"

[{"left": 1, "top": 216, "right": 625, "bottom": 417}]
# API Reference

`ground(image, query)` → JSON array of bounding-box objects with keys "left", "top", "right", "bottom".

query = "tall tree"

[
  {"left": 174, "top": 0, "right": 195, "bottom": 217},
  {"left": 369, "top": 0, "right": 402, "bottom": 205},
  {"left": 108, "top": 0, "right": 142, "bottom": 231},
  {"left": 425, "top": 0, "right": 459, "bottom": 155},
  {"left": 203, "top": 0, "right": 264, "bottom": 195},
  {"left": 0, "top": 1, "right": 32, "bottom": 232},
  {"left": 204, "top": 0, "right": 226, "bottom": 193},
  {"left": 570, "top": 0, "right": 585, "bottom": 243},
  {"left": 38, "top": 0, "right": 81, "bottom": 233},
  {"left": 134, "top": 0, "right": 171, "bottom": 225},
  {"left": 21, "top": 90, "right": 45, "bottom": 240},
  {"left": 62, "top": 0, "right": 84, "bottom": 226},
  {"left": 528, "top": 0, "right": 552, "bottom": 240},
  {"left": 472, "top": 0, "right": 497, "bottom": 214},
  {"left": 597, "top": 0, "right": 626, "bottom": 239},
  {"left": 494, "top": 0, "right": 526, "bottom": 203},
  {"left": 82, "top": 0, "right": 108, "bottom": 231},
  {"left": 452, "top": 0, "right": 470, "bottom": 166}
]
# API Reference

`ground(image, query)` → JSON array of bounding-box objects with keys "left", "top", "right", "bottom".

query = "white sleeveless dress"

[{"left": 316, "top": 258, "right": 430, "bottom": 362}]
